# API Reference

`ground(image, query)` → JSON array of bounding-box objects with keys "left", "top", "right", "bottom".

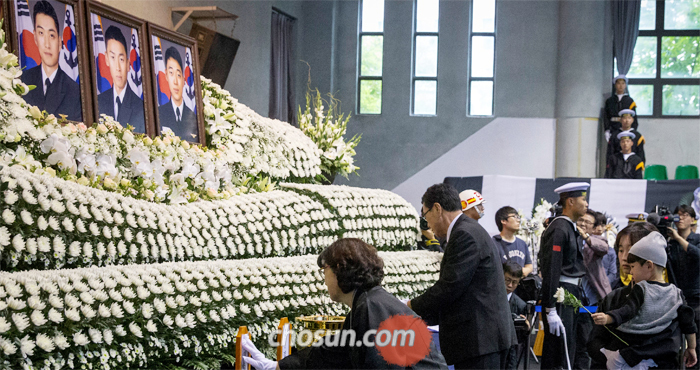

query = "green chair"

[
  {"left": 644, "top": 165, "right": 668, "bottom": 180},
  {"left": 675, "top": 165, "right": 699, "bottom": 180}
]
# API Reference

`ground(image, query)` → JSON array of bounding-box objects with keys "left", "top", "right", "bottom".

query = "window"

[
  {"left": 468, "top": 0, "right": 496, "bottom": 116},
  {"left": 357, "top": 0, "right": 385, "bottom": 114},
  {"left": 411, "top": 0, "right": 440, "bottom": 115},
  {"left": 614, "top": 0, "right": 699, "bottom": 117}
]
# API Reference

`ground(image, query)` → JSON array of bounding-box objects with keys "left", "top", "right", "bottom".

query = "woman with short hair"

[{"left": 241, "top": 238, "right": 448, "bottom": 369}]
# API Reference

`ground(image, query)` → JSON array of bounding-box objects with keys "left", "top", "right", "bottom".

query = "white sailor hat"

[
  {"left": 613, "top": 75, "right": 628, "bottom": 84},
  {"left": 617, "top": 130, "right": 636, "bottom": 140},
  {"left": 618, "top": 109, "right": 635, "bottom": 117},
  {"left": 626, "top": 212, "right": 648, "bottom": 222},
  {"left": 554, "top": 182, "right": 590, "bottom": 198}
]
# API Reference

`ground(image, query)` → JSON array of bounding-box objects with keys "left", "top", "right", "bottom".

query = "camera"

[
  {"left": 512, "top": 313, "right": 528, "bottom": 330},
  {"left": 420, "top": 217, "right": 429, "bottom": 231},
  {"left": 647, "top": 205, "right": 679, "bottom": 238}
]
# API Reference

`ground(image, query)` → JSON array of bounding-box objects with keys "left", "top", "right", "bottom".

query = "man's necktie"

[
  {"left": 116, "top": 97, "right": 122, "bottom": 121},
  {"left": 44, "top": 78, "right": 51, "bottom": 95},
  {"left": 176, "top": 107, "right": 181, "bottom": 122}
]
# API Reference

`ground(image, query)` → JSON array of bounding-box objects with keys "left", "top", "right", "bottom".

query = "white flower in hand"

[{"left": 554, "top": 287, "right": 566, "bottom": 303}]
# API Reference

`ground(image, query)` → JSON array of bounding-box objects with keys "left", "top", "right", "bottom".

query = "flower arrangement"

[
  {"left": 0, "top": 166, "right": 420, "bottom": 271},
  {"left": 297, "top": 88, "right": 360, "bottom": 182},
  {"left": 0, "top": 23, "right": 323, "bottom": 205},
  {"left": 0, "top": 251, "right": 441, "bottom": 370},
  {"left": 514, "top": 198, "right": 554, "bottom": 273},
  {"left": 281, "top": 183, "right": 420, "bottom": 250}
]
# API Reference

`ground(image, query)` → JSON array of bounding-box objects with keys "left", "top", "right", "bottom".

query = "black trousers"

[
  {"left": 574, "top": 311, "right": 592, "bottom": 370},
  {"left": 691, "top": 306, "right": 700, "bottom": 370},
  {"left": 542, "top": 282, "right": 581, "bottom": 370},
  {"left": 453, "top": 349, "right": 508, "bottom": 370}
]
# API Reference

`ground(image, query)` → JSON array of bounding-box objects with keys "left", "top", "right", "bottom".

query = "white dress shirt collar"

[
  {"left": 41, "top": 66, "right": 58, "bottom": 95},
  {"left": 445, "top": 213, "right": 462, "bottom": 244},
  {"left": 172, "top": 100, "right": 184, "bottom": 121},
  {"left": 114, "top": 86, "right": 127, "bottom": 120}
]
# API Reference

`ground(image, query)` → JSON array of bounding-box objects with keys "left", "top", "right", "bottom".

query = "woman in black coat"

[{"left": 241, "top": 238, "right": 448, "bottom": 369}]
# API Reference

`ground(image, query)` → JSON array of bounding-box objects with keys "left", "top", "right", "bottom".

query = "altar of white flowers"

[{"left": 0, "top": 28, "right": 441, "bottom": 370}]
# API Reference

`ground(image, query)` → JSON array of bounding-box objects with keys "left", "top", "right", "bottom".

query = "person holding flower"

[
  {"left": 240, "top": 238, "right": 448, "bottom": 369},
  {"left": 590, "top": 231, "right": 697, "bottom": 369},
  {"left": 538, "top": 182, "right": 589, "bottom": 369}
]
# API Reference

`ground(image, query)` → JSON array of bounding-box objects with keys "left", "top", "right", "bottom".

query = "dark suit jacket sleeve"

[{"left": 411, "top": 223, "right": 481, "bottom": 316}]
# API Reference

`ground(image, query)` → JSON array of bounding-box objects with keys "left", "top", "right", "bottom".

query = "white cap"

[
  {"left": 459, "top": 190, "right": 485, "bottom": 211},
  {"left": 554, "top": 182, "right": 590, "bottom": 195},
  {"left": 626, "top": 212, "right": 648, "bottom": 222},
  {"left": 617, "top": 130, "right": 636, "bottom": 140},
  {"left": 628, "top": 231, "right": 667, "bottom": 266},
  {"left": 614, "top": 75, "right": 628, "bottom": 84},
  {"left": 619, "top": 109, "right": 636, "bottom": 117}
]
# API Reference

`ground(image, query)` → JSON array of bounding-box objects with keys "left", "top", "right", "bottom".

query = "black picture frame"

[
  {"left": 84, "top": 0, "right": 154, "bottom": 136},
  {"left": 147, "top": 22, "right": 205, "bottom": 145},
  {"left": 7, "top": 0, "right": 93, "bottom": 125}
]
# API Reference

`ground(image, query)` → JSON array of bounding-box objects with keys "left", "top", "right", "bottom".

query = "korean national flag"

[
  {"left": 91, "top": 14, "right": 111, "bottom": 93},
  {"left": 59, "top": 4, "right": 79, "bottom": 83},
  {"left": 128, "top": 29, "right": 143, "bottom": 99},
  {"left": 152, "top": 36, "right": 170, "bottom": 106},
  {"left": 183, "top": 47, "right": 196, "bottom": 113},
  {"left": 15, "top": 0, "right": 40, "bottom": 69}
]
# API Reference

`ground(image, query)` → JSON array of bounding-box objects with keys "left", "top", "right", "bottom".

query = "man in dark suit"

[
  {"left": 21, "top": 0, "right": 82, "bottom": 121},
  {"left": 97, "top": 26, "right": 145, "bottom": 133},
  {"left": 409, "top": 183, "right": 517, "bottom": 369},
  {"left": 158, "top": 46, "right": 197, "bottom": 141}
]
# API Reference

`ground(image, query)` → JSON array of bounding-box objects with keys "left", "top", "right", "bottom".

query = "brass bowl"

[{"left": 295, "top": 315, "right": 346, "bottom": 331}]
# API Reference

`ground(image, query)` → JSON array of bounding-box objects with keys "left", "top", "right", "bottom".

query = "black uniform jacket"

[
  {"left": 588, "top": 283, "right": 697, "bottom": 369},
  {"left": 604, "top": 153, "right": 644, "bottom": 179},
  {"left": 21, "top": 65, "right": 82, "bottom": 122},
  {"left": 158, "top": 100, "right": 197, "bottom": 140},
  {"left": 278, "top": 286, "right": 448, "bottom": 369},
  {"left": 411, "top": 215, "right": 517, "bottom": 364},
  {"left": 539, "top": 216, "right": 586, "bottom": 308},
  {"left": 97, "top": 87, "right": 146, "bottom": 134},
  {"left": 604, "top": 94, "right": 638, "bottom": 131}
]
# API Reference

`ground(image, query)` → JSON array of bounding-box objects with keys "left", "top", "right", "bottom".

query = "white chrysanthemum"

[
  {"left": 2, "top": 209, "right": 15, "bottom": 224},
  {"left": 64, "top": 308, "right": 80, "bottom": 322},
  {"left": 35, "top": 333, "right": 54, "bottom": 352},
  {"left": 88, "top": 328, "right": 103, "bottom": 344},
  {"left": 73, "top": 331, "right": 89, "bottom": 346},
  {"left": 0, "top": 318, "right": 10, "bottom": 333},
  {"left": 53, "top": 333, "right": 69, "bottom": 350},
  {"left": 114, "top": 325, "right": 127, "bottom": 336},
  {"left": 103, "top": 329, "right": 113, "bottom": 345},
  {"left": 11, "top": 312, "right": 30, "bottom": 332},
  {"left": 20, "top": 335, "right": 36, "bottom": 356},
  {"left": 0, "top": 336, "right": 17, "bottom": 355}
]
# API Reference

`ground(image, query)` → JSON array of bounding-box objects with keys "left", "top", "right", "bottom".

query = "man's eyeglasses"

[
  {"left": 578, "top": 219, "right": 594, "bottom": 226},
  {"left": 505, "top": 277, "right": 521, "bottom": 285},
  {"left": 421, "top": 206, "right": 434, "bottom": 218},
  {"left": 507, "top": 214, "right": 521, "bottom": 221}
]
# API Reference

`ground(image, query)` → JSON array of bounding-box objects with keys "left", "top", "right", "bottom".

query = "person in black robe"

[
  {"left": 96, "top": 26, "right": 145, "bottom": 133},
  {"left": 241, "top": 238, "right": 448, "bottom": 369},
  {"left": 538, "top": 182, "right": 589, "bottom": 369},
  {"left": 605, "top": 132, "right": 644, "bottom": 179},
  {"left": 21, "top": 1, "right": 82, "bottom": 122},
  {"left": 604, "top": 75, "right": 638, "bottom": 135}
]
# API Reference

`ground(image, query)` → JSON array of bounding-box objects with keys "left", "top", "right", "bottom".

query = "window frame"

[
  {"left": 623, "top": 0, "right": 700, "bottom": 118},
  {"left": 356, "top": 0, "right": 385, "bottom": 115},
  {"left": 410, "top": 0, "right": 440, "bottom": 116},
  {"left": 467, "top": 0, "right": 497, "bottom": 117}
]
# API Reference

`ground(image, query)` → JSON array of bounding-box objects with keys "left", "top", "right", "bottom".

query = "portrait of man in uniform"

[
  {"left": 95, "top": 24, "right": 145, "bottom": 133},
  {"left": 19, "top": 0, "right": 82, "bottom": 121},
  {"left": 157, "top": 46, "right": 197, "bottom": 140}
]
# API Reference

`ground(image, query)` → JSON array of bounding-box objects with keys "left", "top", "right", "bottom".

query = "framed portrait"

[
  {"left": 85, "top": 1, "right": 153, "bottom": 135},
  {"left": 147, "top": 23, "right": 204, "bottom": 145},
  {"left": 7, "top": 0, "right": 93, "bottom": 124}
]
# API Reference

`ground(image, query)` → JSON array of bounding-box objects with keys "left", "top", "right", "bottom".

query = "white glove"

[
  {"left": 546, "top": 310, "right": 564, "bottom": 337},
  {"left": 605, "top": 130, "right": 611, "bottom": 142},
  {"left": 601, "top": 349, "right": 658, "bottom": 370},
  {"left": 241, "top": 337, "right": 278, "bottom": 370}
]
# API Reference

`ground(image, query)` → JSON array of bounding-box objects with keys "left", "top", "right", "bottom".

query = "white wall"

[
  {"left": 392, "top": 117, "right": 556, "bottom": 211},
  {"left": 641, "top": 118, "right": 700, "bottom": 179}
]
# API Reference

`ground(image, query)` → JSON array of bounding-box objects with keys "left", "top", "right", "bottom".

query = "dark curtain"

[
  {"left": 611, "top": 0, "right": 642, "bottom": 75},
  {"left": 269, "top": 12, "right": 296, "bottom": 125}
]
